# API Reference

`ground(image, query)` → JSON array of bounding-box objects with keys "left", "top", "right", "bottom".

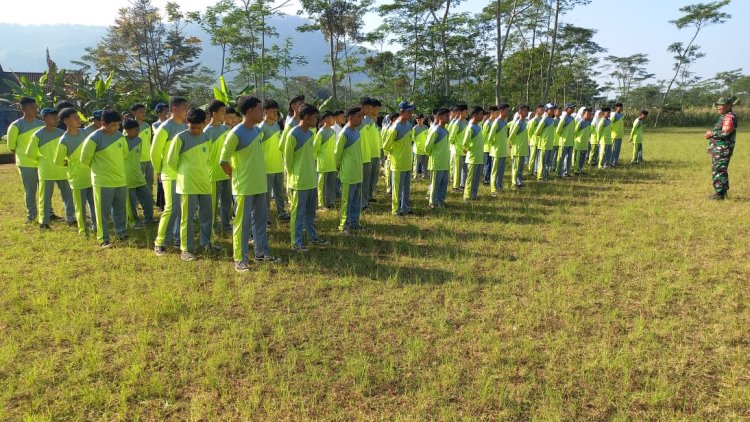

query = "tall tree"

[
  {"left": 604, "top": 54, "right": 653, "bottom": 100},
  {"left": 654, "top": 0, "right": 731, "bottom": 127}
]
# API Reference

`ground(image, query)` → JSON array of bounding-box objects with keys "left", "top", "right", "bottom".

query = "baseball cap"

[{"left": 398, "top": 101, "right": 415, "bottom": 111}]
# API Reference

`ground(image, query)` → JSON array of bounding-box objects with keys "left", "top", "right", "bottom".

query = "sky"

[{"left": 1, "top": 0, "right": 748, "bottom": 86}]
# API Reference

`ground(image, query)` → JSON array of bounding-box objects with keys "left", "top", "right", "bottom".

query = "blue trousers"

[
  {"left": 362, "top": 161, "right": 372, "bottom": 207},
  {"left": 391, "top": 171, "right": 412, "bottom": 214},
  {"left": 483, "top": 152, "right": 493, "bottom": 184},
  {"left": 612, "top": 138, "right": 623, "bottom": 164},
  {"left": 39, "top": 179, "right": 75, "bottom": 224},
  {"left": 234, "top": 193, "right": 269, "bottom": 263},
  {"left": 213, "top": 179, "right": 233, "bottom": 233},
  {"left": 94, "top": 186, "right": 127, "bottom": 243},
  {"left": 181, "top": 193, "right": 213, "bottom": 252},
  {"left": 128, "top": 184, "right": 154, "bottom": 225},
  {"left": 266, "top": 172, "right": 288, "bottom": 219},
  {"left": 430, "top": 170, "right": 449, "bottom": 206},
  {"left": 18, "top": 166, "right": 38, "bottom": 221},
  {"left": 512, "top": 156, "right": 525, "bottom": 186},
  {"left": 557, "top": 146, "right": 574, "bottom": 176},
  {"left": 290, "top": 188, "right": 319, "bottom": 246},
  {"left": 339, "top": 182, "right": 362, "bottom": 230}
]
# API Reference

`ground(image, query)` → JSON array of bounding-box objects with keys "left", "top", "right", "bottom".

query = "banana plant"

[
  {"left": 212, "top": 75, "right": 254, "bottom": 107},
  {"left": 2, "top": 72, "right": 54, "bottom": 108}
]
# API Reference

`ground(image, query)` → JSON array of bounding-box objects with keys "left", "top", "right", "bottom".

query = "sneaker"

[
  {"left": 154, "top": 246, "right": 168, "bottom": 256},
  {"left": 255, "top": 254, "right": 280, "bottom": 263},
  {"left": 708, "top": 193, "right": 725, "bottom": 201},
  {"left": 49, "top": 214, "right": 63, "bottom": 221},
  {"left": 180, "top": 251, "right": 196, "bottom": 261},
  {"left": 234, "top": 261, "right": 250, "bottom": 272},
  {"left": 351, "top": 224, "right": 366, "bottom": 231},
  {"left": 203, "top": 244, "right": 223, "bottom": 253},
  {"left": 311, "top": 238, "right": 330, "bottom": 246},
  {"left": 25, "top": 218, "right": 35, "bottom": 225},
  {"left": 341, "top": 227, "right": 351, "bottom": 235},
  {"left": 67, "top": 220, "right": 77, "bottom": 227},
  {"left": 133, "top": 222, "right": 145, "bottom": 230},
  {"left": 292, "top": 244, "right": 309, "bottom": 253},
  {"left": 278, "top": 214, "right": 291, "bottom": 222},
  {"left": 39, "top": 223, "right": 51, "bottom": 230},
  {"left": 117, "top": 235, "right": 129, "bottom": 241},
  {"left": 101, "top": 241, "right": 112, "bottom": 249},
  {"left": 369, "top": 198, "right": 378, "bottom": 203},
  {"left": 248, "top": 238, "right": 255, "bottom": 246}
]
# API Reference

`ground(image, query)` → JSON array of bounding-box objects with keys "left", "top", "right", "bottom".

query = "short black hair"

[
  {"left": 601, "top": 107, "right": 611, "bottom": 112},
  {"left": 436, "top": 107, "right": 450, "bottom": 116},
  {"left": 59, "top": 107, "right": 77, "bottom": 122},
  {"left": 263, "top": 99, "right": 279, "bottom": 110},
  {"left": 186, "top": 107, "right": 207, "bottom": 124},
  {"left": 56, "top": 100, "right": 75, "bottom": 111},
  {"left": 416, "top": 113, "right": 425, "bottom": 119},
  {"left": 583, "top": 107, "right": 593, "bottom": 113},
  {"left": 208, "top": 100, "right": 226, "bottom": 115},
  {"left": 535, "top": 104, "right": 545, "bottom": 110},
  {"left": 289, "top": 95, "right": 305, "bottom": 112},
  {"left": 456, "top": 104, "right": 468, "bottom": 111},
  {"left": 298, "top": 104, "right": 319, "bottom": 119},
  {"left": 320, "top": 110, "right": 333, "bottom": 120},
  {"left": 225, "top": 106, "right": 240, "bottom": 117},
  {"left": 130, "top": 103, "right": 146, "bottom": 112},
  {"left": 371, "top": 99, "right": 382, "bottom": 107},
  {"left": 488, "top": 105, "right": 499, "bottom": 112},
  {"left": 170, "top": 96, "right": 188, "bottom": 109},
  {"left": 498, "top": 103, "right": 510, "bottom": 110},
  {"left": 344, "top": 106, "right": 361, "bottom": 118},
  {"left": 359, "top": 96, "right": 372, "bottom": 106},
  {"left": 19, "top": 97, "right": 36, "bottom": 106},
  {"left": 238, "top": 97, "right": 262, "bottom": 115},
  {"left": 519, "top": 105, "right": 530, "bottom": 111},
  {"left": 614, "top": 102, "right": 623, "bottom": 108},
  {"left": 470, "top": 106, "right": 484, "bottom": 116},
  {"left": 123, "top": 119, "right": 140, "bottom": 130},
  {"left": 102, "top": 110, "right": 122, "bottom": 124},
  {"left": 333, "top": 109, "right": 344, "bottom": 116},
  {"left": 640, "top": 110, "right": 649, "bottom": 116}
]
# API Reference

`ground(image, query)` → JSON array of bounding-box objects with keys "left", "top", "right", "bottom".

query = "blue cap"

[
  {"left": 92, "top": 110, "right": 104, "bottom": 120},
  {"left": 155, "top": 102, "right": 167, "bottom": 112},
  {"left": 398, "top": 100, "right": 415, "bottom": 111},
  {"left": 40, "top": 108, "right": 56, "bottom": 117},
  {"left": 564, "top": 102, "right": 576, "bottom": 109}
]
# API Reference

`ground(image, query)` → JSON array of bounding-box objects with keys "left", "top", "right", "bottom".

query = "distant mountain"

[{"left": 0, "top": 15, "right": 364, "bottom": 83}]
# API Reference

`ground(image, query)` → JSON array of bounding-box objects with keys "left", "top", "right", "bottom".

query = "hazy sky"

[{"left": 1, "top": 0, "right": 748, "bottom": 85}]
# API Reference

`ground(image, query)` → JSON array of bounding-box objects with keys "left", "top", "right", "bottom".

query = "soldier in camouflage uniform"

[{"left": 705, "top": 96, "right": 739, "bottom": 200}]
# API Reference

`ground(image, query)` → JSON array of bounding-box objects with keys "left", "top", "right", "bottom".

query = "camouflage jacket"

[{"left": 708, "top": 111, "right": 737, "bottom": 157}]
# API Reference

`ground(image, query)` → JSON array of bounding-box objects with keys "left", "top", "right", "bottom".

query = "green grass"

[{"left": 1, "top": 127, "right": 749, "bottom": 419}]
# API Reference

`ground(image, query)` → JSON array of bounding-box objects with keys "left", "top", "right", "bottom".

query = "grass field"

[{"left": 1, "top": 127, "right": 748, "bottom": 420}]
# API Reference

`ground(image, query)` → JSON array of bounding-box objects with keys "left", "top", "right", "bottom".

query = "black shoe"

[
  {"left": 49, "top": 214, "right": 63, "bottom": 221},
  {"left": 25, "top": 218, "right": 35, "bottom": 225},
  {"left": 39, "top": 223, "right": 51, "bottom": 230},
  {"left": 708, "top": 193, "right": 726, "bottom": 200},
  {"left": 67, "top": 220, "right": 77, "bottom": 227},
  {"left": 278, "top": 214, "right": 291, "bottom": 222},
  {"left": 101, "top": 241, "right": 113, "bottom": 249},
  {"left": 369, "top": 198, "right": 378, "bottom": 203}
]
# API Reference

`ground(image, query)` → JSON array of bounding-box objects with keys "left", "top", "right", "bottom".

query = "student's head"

[
  {"left": 564, "top": 103, "right": 576, "bottom": 115},
  {"left": 534, "top": 104, "right": 545, "bottom": 116},
  {"left": 40, "top": 108, "right": 59, "bottom": 127},
  {"left": 224, "top": 106, "right": 240, "bottom": 127},
  {"left": 186, "top": 107, "right": 207, "bottom": 135},
  {"left": 123, "top": 112, "right": 135, "bottom": 121},
  {"left": 263, "top": 99, "right": 280, "bottom": 123},
  {"left": 320, "top": 111, "right": 334, "bottom": 127},
  {"left": 600, "top": 107, "right": 611, "bottom": 118},
  {"left": 101, "top": 110, "right": 122, "bottom": 134},
  {"left": 333, "top": 110, "right": 345, "bottom": 125},
  {"left": 298, "top": 104, "right": 319, "bottom": 128},
  {"left": 59, "top": 107, "right": 81, "bottom": 130},
  {"left": 469, "top": 106, "right": 483, "bottom": 121},
  {"left": 415, "top": 113, "right": 425, "bottom": 125},
  {"left": 288, "top": 95, "right": 305, "bottom": 116},
  {"left": 398, "top": 101, "right": 415, "bottom": 120},
  {"left": 639, "top": 109, "right": 649, "bottom": 120},
  {"left": 370, "top": 99, "right": 382, "bottom": 118},
  {"left": 169, "top": 97, "right": 189, "bottom": 121},
  {"left": 130, "top": 103, "right": 147, "bottom": 122},
  {"left": 155, "top": 102, "right": 169, "bottom": 120},
  {"left": 359, "top": 96, "right": 373, "bottom": 115},
  {"left": 488, "top": 105, "right": 499, "bottom": 118},
  {"left": 123, "top": 118, "right": 140, "bottom": 138},
  {"left": 238, "top": 96, "right": 263, "bottom": 124},
  {"left": 55, "top": 100, "right": 75, "bottom": 112},
  {"left": 207, "top": 100, "right": 227, "bottom": 124},
  {"left": 614, "top": 102, "right": 623, "bottom": 112},
  {"left": 435, "top": 107, "right": 450, "bottom": 125},
  {"left": 582, "top": 108, "right": 593, "bottom": 121},
  {"left": 518, "top": 105, "right": 530, "bottom": 119},
  {"left": 456, "top": 104, "right": 468, "bottom": 119},
  {"left": 498, "top": 103, "right": 510, "bottom": 119},
  {"left": 19, "top": 97, "right": 38, "bottom": 117},
  {"left": 344, "top": 106, "right": 363, "bottom": 127}
]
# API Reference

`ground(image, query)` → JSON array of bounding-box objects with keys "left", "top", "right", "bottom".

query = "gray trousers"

[
  {"left": 213, "top": 179, "right": 233, "bottom": 233},
  {"left": 181, "top": 193, "right": 213, "bottom": 253},
  {"left": 18, "top": 166, "right": 38, "bottom": 220},
  {"left": 369, "top": 157, "right": 380, "bottom": 196},
  {"left": 234, "top": 193, "right": 270, "bottom": 263},
  {"left": 318, "top": 171, "right": 337, "bottom": 208},
  {"left": 140, "top": 161, "right": 154, "bottom": 197},
  {"left": 266, "top": 172, "right": 288, "bottom": 218},
  {"left": 362, "top": 161, "right": 373, "bottom": 207},
  {"left": 94, "top": 186, "right": 127, "bottom": 243},
  {"left": 39, "top": 179, "right": 75, "bottom": 224},
  {"left": 128, "top": 184, "right": 154, "bottom": 224}
]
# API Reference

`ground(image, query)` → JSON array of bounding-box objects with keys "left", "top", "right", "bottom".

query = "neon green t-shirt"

[
  {"left": 124, "top": 136, "right": 147, "bottom": 188},
  {"left": 508, "top": 119, "right": 530, "bottom": 157},
  {"left": 413, "top": 124, "right": 429, "bottom": 155},
  {"left": 489, "top": 119, "right": 509, "bottom": 159},
  {"left": 573, "top": 120, "right": 592, "bottom": 151},
  {"left": 556, "top": 115, "right": 576, "bottom": 148},
  {"left": 611, "top": 112, "right": 625, "bottom": 139},
  {"left": 630, "top": 118, "right": 644, "bottom": 143},
  {"left": 220, "top": 123, "right": 267, "bottom": 196},
  {"left": 151, "top": 119, "right": 187, "bottom": 181},
  {"left": 204, "top": 123, "right": 230, "bottom": 182},
  {"left": 7, "top": 118, "right": 43, "bottom": 167},
  {"left": 55, "top": 131, "right": 92, "bottom": 189},
  {"left": 424, "top": 125, "right": 450, "bottom": 171},
  {"left": 462, "top": 123, "right": 485, "bottom": 165},
  {"left": 383, "top": 121, "right": 414, "bottom": 172},
  {"left": 167, "top": 130, "right": 211, "bottom": 195},
  {"left": 334, "top": 125, "right": 363, "bottom": 184},
  {"left": 26, "top": 127, "right": 66, "bottom": 180},
  {"left": 80, "top": 129, "right": 128, "bottom": 188},
  {"left": 284, "top": 126, "right": 317, "bottom": 190},
  {"left": 259, "top": 121, "right": 283, "bottom": 174},
  {"left": 313, "top": 126, "right": 336, "bottom": 173}
]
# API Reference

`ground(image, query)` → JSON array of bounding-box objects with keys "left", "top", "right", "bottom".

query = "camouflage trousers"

[{"left": 711, "top": 155, "right": 731, "bottom": 195}]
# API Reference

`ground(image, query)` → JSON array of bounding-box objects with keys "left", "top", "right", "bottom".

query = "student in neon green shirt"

[
  {"left": 424, "top": 108, "right": 451, "bottom": 208},
  {"left": 260, "top": 99, "right": 290, "bottom": 222},
  {"left": 573, "top": 108, "right": 593, "bottom": 174},
  {"left": 7, "top": 97, "right": 44, "bottom": 223},
  {"left": 220, "top": 96, "right": 279, "bottom": 272},
  {"left": 555, "top": 103, "right": 576, "bottom": 177},
  {"left": 123, "top": 119, "right": 154, "bottom": 229},
  {"left": 164, "top": 108, "right": 220, "bottom": 261},
  {"left": 130, "top": 103, "right": 154, "bottom": 199},
  {"left": 488, "top": 104, "right": 510, "bottom": 194},
  {"left": 285, "top": 104, "right": 330, "bottom": 251},
  {"left": 224, "top": 106, "right": 241, "bottom": 128},
  {"left": 383, "top": 101, "right": 415, "bottom": 215},
  {"left": 55, "top": 108, "right": 96, "bottom": 236},
  {"left": 629, "top": 110, "right": 648, "bottom": 164},
  {"left": 151, "top": 97, "right": 189, "bottom": 249},
  {"left": 533, "top": 103, "right": 558, "bottom": 181},
  {"left": 80, "top": 110, "right": 129, "bottom": 248},
  {"left": 381, "top": 112, "right": 399, "bottom": 195},
  {"left": 596, "top": 107, "right": 613, "bottom": 169},
  {"left": 313, "top": 111, "right": 337, "bottom": 209},
  {"left": 412, "top": 114, "right": 429, "bottom": 180},
  {"left": 508, "top": 105, "right": 531, "bottom": 188},
  {"left": 610, "top": 102, "right": 625, "bottom": 165},
  {"left": 26, "top": 107, "right": 75, "bottom": 228},
  {"left": 358, "top": 97, "right": 374, "bottom": 208},
  {"left": 462, "top": 106, "right": 486, "bottom": 200},
  {"left": 204, "top": 100, "right": 232, "bottom": 235},
  {"left": 526, "top": 105, "right": 544, "bottom": 173},
  {"left": 334, "top": 107, "right": 365, "bottom": 234},
  {"left": 366, "top": 99, "right": 383, "bottom": 204},
  {"left": 449, "top": 104, "right": 469, "bottom": 190},
  {"left": 482, "top": 105, "right": 499, "bottom": 185}
]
